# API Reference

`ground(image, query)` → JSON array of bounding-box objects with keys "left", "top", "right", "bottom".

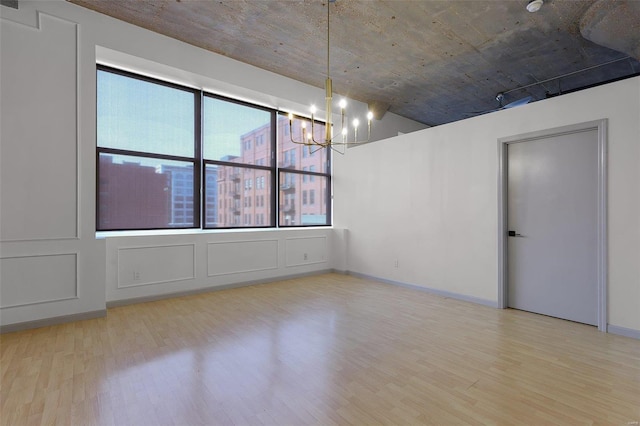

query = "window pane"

[
  {"left": 279, "top": 172, "right": 300, "bottom": 226},
  {"left": 302, "top": 175, "right": 329, "bottom": 225},
  {"left": 203, "top": 97, "right": 271, "bottom": 164},
  {"left": 206, "top": 165, "right": 272, "bottom": 228},
  {"left": 279, "top": 172, "right": 329, "bottom": 226},
  {"left": 97, "top": 70, "right": 195, "bottom": 157},
  {"left": 277, "top": 114, "right": 328, "bottom": 172},
  {"left": 98, "top": 153, "right": 195, "bottom": 230},
  {"left": 204, "top": 165, "right": 220, "bottom": 227}
]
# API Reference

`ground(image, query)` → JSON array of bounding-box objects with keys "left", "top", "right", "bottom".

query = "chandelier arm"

[
  {"left": 310, "top": 145, "right": 323, "bottom": 155},
  {"left": 329, "top": 143, "right": 345, "bottom": 155},
  {"left": 289, "top": 120, "right": 306, "bottom": 145},
  {"left": 309, "top": 118, "right": 331, "bottom": 147},
  {"left": 290, "top": 119, "right": 372, "bottom": 146},
  {"left": 289, "top": 114, "right": 337, "bottom": 147},
  {"left": 310, "top": 118, "right": 319, "bottom": 144},
  {"left": 328, "top": 125, "right": 372, "bottom": 145}
]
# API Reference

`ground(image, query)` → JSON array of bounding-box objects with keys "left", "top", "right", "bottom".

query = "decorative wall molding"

[
  {"left": 117, "top": 244, "right": 196, "bottom": 288},
  {"left": 285, "top": 235, "right": 327, "bottom": 267},
  {"left": 207, "top": 239, "right": 279, "bottom": 277},
  {"left": 0, "top": 253, "right": 78, "bottom": 308},
  {"left": 0, "top": 12, "right": 79, "bottom": 242}
]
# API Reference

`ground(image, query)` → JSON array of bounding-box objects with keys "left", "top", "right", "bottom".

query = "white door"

[{"left": 507, "top": 129, "right": 598, "bottom": 326}]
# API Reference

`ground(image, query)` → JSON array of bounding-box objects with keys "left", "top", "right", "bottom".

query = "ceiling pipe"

[{"left": 500, "top": 56, "right": 633, "bottom": 97}]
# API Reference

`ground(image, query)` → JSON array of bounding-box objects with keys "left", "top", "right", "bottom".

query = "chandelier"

[{"left": 288, "top": 0, "right": 373, "bottom": 152}]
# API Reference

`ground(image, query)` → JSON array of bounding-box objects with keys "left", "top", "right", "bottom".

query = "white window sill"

[{"left": 95, "top": 226, "right": 333, "bottom": 239}]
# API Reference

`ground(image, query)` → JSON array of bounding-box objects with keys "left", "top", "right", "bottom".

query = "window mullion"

[{"left": 195, "top": 90, "right": 203, "bottom": 229}]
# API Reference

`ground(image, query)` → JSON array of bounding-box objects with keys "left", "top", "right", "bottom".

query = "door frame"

[{"left": 497, "top": 119, "right": 608, "bottom": 331}]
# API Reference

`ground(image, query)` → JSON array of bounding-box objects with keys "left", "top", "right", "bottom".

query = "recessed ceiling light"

[{"left": 526, "top": 0, "right": 544, "bottom": 12}]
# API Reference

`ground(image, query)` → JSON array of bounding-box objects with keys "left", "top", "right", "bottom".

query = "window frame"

[
  {"left": 201, "top": 92, "right": 277, "bottom": 230},
  {"left": 96, "top": 65, "right": 332, "bottom": 232},
  {"left": 96, "top": 65, "right": 201, "bottom": 231},
  {"left": 276, "top": 112, "right": 332, "bottom": 228}
]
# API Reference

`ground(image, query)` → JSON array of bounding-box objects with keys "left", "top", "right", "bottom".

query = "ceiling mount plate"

[{"left": 526, "top": 0, "right": 544, "bottom": 13}]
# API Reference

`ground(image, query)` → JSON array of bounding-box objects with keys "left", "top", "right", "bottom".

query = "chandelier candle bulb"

[
  {"left": 288, "top": 112, "right": 295, "bottom": 139},
  {"left": 339, "top": 99, "right": 346, "bottom": 141}
]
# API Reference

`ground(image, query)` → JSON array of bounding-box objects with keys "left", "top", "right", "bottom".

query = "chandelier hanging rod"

[
  {"left": 287, "top": 0, "right": 373, "bottom": 152},
  {"left": 326, "top": 0, "right": 330, "bottom": 80}
]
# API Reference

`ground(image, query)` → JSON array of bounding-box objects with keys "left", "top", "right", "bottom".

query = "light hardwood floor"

[{"left": 1, "top": 273, "right": 639, "bottom": 425}]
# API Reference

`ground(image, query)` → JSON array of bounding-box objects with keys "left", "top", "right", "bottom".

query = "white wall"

[
  {"left": 1, "top": 4, "right": 106, "bottom": 327},
  {"left": 334, "top": 77, "right": 640, "bottom": 333},
  {"left": 0, "top": 0, "right": 418, "bottom": 328},
  {"left": 369, "top": 111, "right": 428, "bottom": 141}
]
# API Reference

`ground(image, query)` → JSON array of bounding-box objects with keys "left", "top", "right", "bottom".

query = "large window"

[
  {"left": 203, "top": 95, "right": 275, "bottom": 229},
  {"left": 97, "top": 66, "right": 331, "bottom": 231},
  {"left": 276, "top": 113, "right": 331, "bottom": 227},
  {"left": 97, "top": 68, "right": 199, "bottom": 230}
]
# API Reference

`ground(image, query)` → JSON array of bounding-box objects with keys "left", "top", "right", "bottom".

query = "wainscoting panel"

[
  {"left": 117, "top": 244, "right": 195, "bottom": 288},
  {"left": 285, "top": 236, "right": 327, "bottom": 267},
  {"left": 0, "top": 254, "right": 78, "bottom": 308},
  {"left": 208, "top": 239, "right": 278, "bottom": 276},
  {"left": 0, "top": 13, "right": 78, "bottom": 241}
]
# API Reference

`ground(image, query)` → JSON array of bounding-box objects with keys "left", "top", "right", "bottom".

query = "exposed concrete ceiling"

[{"left": 68, "top": 0, "right": 640, "bottom": 126}]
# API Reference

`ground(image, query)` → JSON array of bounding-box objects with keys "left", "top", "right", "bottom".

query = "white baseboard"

[
  {"left": 107, "top": 269, "right": 336, "bottom": 308},
  {"left": 607, "top": 325, "right": 640, "bottom": 340},
  {"left": 1, "top": 310, "right": 107, "bottom": 334},
  {"left": 8, "top": 270, "right": 635, "bottom": 342},
  {"left": 347, "top": 271, "right": 498, "bottom": 308}
]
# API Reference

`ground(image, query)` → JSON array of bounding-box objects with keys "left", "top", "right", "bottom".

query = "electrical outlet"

[
  {"left": 394, "top": 260, "right": 399, "bottom": 268},
  {"left": 304, "top": 253, "right": 308, "bottom": 261},
  {"left": 133, "top": 271, "right": 141, "bottom": 281}
]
